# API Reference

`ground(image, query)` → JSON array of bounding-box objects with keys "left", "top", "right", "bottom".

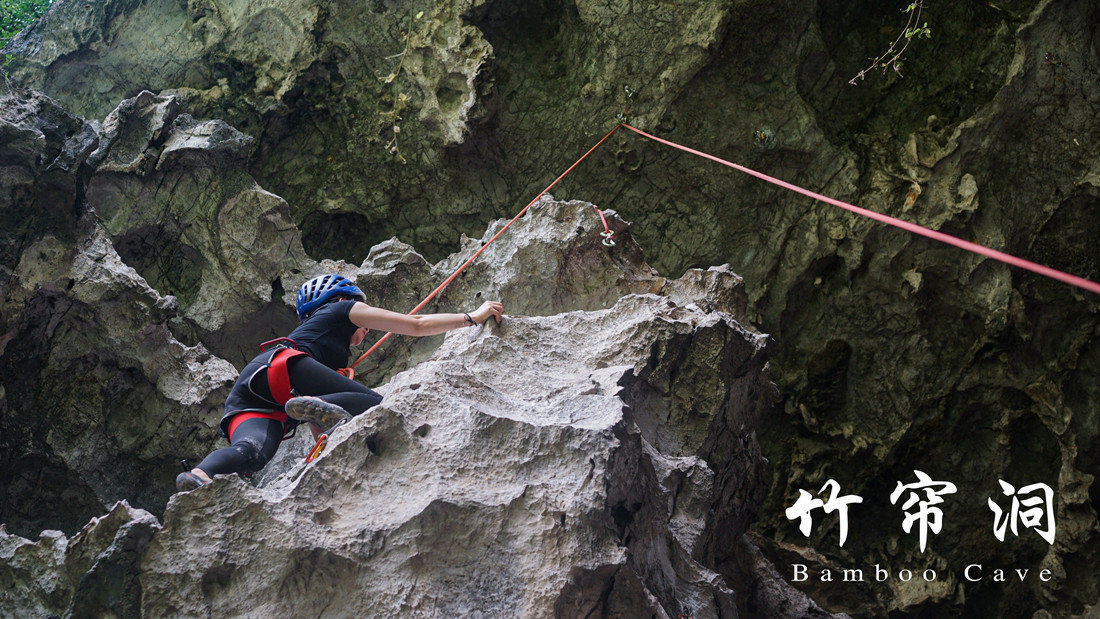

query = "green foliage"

[
  {"left": 849, "top": 0, "right": 932, "bottom": 85},
  {"left": 0, "top": 0, "right": 54, "bottom": 48}
]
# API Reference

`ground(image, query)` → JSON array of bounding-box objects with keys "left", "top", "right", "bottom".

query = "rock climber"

[{"left": 175, "top": 273, "right": 503, "bottom": 491}]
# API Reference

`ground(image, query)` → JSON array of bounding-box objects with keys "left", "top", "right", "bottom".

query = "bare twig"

[{"left": 849, "top": 1, "right": 931, "bottom": 85}]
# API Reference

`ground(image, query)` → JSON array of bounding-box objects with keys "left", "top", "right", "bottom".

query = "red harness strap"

[
  {"left": 266, "top": 347, "right": 308, "bottom": 440},
  {"left": 267, "top": 347, "right": 308, "bottom": 404},
  {"left": 227, "top": 410, "right": 289, "bottom": 441},
  {"left": 227, "top": 345, "right": 309, "bottom": 442}
]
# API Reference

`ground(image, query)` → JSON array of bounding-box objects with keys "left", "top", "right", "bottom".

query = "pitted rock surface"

[
  {"left": 144, "top": 283, "right": 771, "bottom": 618},
  {"left": 0, "top": 501, "right": 160, "bottom": 618}
]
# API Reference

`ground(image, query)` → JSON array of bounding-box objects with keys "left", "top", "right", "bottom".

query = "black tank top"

[{"left": 285, "top": 299, "right": 359, "bottom": 369}]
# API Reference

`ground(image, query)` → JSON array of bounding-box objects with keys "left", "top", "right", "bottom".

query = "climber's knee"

[{"left": 233, "top": 435, "right": 272, "bottom": 474}]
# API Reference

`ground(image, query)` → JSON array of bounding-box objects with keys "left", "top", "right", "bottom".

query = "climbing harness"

[
  {"left": 258, "top": 338, "right": 308, "bottom": 405},
  {"left": 259, "top": 337, "right": 298, "bottom": 352},
  {"left": 244, "top": 337, "right": 309, "bottom": 440}
]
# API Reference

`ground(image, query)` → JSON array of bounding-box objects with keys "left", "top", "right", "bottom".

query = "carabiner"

[
  {"left": 601, "top": 231, "right": 616, "bottom": 247},
  {"left": 305, "top": 435, "right": 328, "bottom": 463},
  {"left": 304, "top": 418, "right": 349, "bottom": 463}
]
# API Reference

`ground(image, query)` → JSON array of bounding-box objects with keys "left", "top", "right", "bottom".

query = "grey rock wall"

[
  {"left": 142, "top": 285, "right": 772, "bottom": 618},
  {"left": 3, "top": 0, "right": 1100, "bottom": 615},
  {"left": 0, "top": 83, "right": 801, "bottom": 617},
  {"left": 1, "top": 85, "right": 237, "bottom": 536},
  {"left": 0, "top": 501, "right": 159, "bottom": 618}
]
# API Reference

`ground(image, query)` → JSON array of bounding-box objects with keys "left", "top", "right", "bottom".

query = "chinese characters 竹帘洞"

[{"left": 785, "top": 472, "right": 1056, "bottom": 551}]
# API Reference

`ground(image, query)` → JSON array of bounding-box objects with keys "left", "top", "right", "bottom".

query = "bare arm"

[{"left": 348, "top": 301, "right": 503, "bottom": 337}]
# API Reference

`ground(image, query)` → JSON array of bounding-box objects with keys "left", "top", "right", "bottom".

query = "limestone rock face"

[
  {"left": 753, "top": 3, "right": 1100, "bottom": 615},
  {"left": 0, "top": 501, "right": 160, "bottom": 618},
  {"left": 301, "top": 196, "right": 748, "bottom": 388},
  {"left": 0, "top": 86, "right": 237, "bottom": 536},
  {"left": 83, "top": 89, "right": 312, "bottom": 363},
  {"left": 1, "top": 0, "right": 740, "bottom": 263},
  {"left": 0, "top": 81, "right": 91, "bottom": 272},
  {"left": 1, "top": 214, "right": 239, "bottom": 536},
  {"left": 143, "top": 275, "right": 773, "bottom": 618}
]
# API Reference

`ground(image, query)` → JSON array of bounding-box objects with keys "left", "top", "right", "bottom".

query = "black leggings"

[{"left": 197, "top": 355, "right": 382, "bottom": 476}]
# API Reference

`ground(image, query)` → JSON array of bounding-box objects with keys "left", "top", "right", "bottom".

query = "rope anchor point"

[{"left": 590, "top": 204, "right": 616, "bottom": 247}]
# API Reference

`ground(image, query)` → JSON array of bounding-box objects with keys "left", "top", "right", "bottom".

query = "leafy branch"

[
  {"left": 849, "top": 1, "right": 931, "bottom": 85},
  {"left": 1, "top": 0, "right": 55, "bottom": 69}
]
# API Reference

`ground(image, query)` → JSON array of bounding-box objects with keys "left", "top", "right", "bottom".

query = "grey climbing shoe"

[
  {"left": 175, "top": 470, "right": 211, "bottom": 492},
  {"left": 285, "top": 396, "right": 352, "bottom": 430}
]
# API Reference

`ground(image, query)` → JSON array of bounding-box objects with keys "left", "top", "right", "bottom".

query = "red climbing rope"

[
  {"left": 620, "top": 123, "right": 1100, "bottom": 296},
  {"left": 344, "top": 121, "right": 1100, "bottom": 375},
  {"left": 345, "top": 124, "right": 624, "bottom": 373}
]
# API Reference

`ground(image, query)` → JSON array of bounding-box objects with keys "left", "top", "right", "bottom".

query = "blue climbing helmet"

[{"left": 295, "top": 274, "right": 366, "bottom": 320}]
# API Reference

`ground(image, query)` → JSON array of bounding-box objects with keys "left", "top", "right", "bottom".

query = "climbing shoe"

[
  {"left": 175, "top": 470, "right": 212, "bottom": 492},
  {"left": 285, "top": 396, "right": 352, "bottom": 431}
]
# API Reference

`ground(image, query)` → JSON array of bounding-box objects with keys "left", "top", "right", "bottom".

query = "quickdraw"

[
  {"left": 305, "top": 418, "right": 349, "bottom": 463},
  {"left": 305, "top": 435, "right": 327, "bottom": 463}
]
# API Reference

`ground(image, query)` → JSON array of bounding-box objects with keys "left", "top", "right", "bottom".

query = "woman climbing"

[{"left": 175, "top": 273, "right": 503, "bottom": 491}]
